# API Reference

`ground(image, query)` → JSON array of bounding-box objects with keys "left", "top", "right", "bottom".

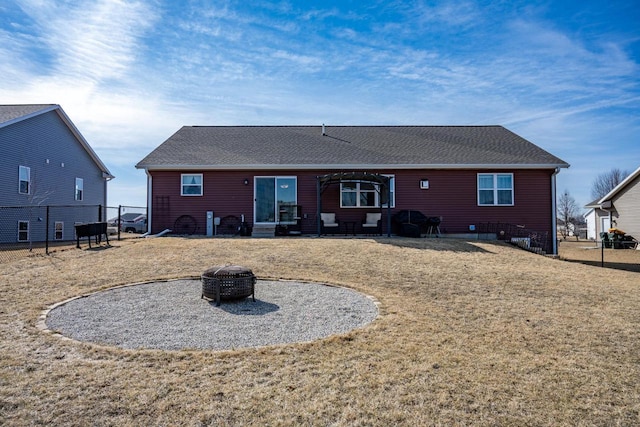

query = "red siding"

[{"left": 148, "top": 169, "right": 554, "bottom": 245}]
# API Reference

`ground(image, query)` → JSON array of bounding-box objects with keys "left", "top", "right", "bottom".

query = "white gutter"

[
  {"left": 136, "top": 163, "right": 570, "bottom": 171},
  {"left": 145, "top": 170, "right": 153, "bottom": 233},
  {"left": 551, "top": 168, "right": 559, "bottom": 255}
]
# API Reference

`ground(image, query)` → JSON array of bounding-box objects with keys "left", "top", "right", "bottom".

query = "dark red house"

[{"left": 136, "top": 125, "right": 569, "bottom": 253}]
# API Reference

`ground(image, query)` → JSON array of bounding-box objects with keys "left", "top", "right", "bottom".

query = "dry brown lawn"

[
  {"left": 1, "top": 236, "right": 639, "bottom": 426},
  {"left": 559, "top": 239, "right": 640, "bottom": 273}
]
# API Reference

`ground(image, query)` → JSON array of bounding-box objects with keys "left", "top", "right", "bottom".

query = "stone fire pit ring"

[{"left": 41, "top": 279, "right": 380, "bottom": 351}]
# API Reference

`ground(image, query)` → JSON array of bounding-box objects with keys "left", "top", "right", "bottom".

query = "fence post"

[
  {"left": 601, "top": 237, "right": 604, "bottom": 267},
  {"left": 45, "top": 205, "right": 50, "bottom": 255},
  {"left": 118, "top": 205, "right": 122, "bottom": 241}
]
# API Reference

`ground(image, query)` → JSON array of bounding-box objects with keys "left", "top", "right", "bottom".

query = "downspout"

[
  {"left": 316, "top": 177, "right": 321, "bottom": 236},
  {"left": 386, "top": 178, "right": 391, "bottom": 237},
  {"left": 551, "top": 168, "right": 559, "bottom": 255},
  {"left": 102, "top": 172, "right": 114, "bottom": 213},
  {"left": 146, "top": 170, "right": 152, "bottom": 233}
]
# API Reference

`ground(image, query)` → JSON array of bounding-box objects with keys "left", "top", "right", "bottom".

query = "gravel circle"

[{"left": 45, "top": 279, "right": 379, "bottom": 351}]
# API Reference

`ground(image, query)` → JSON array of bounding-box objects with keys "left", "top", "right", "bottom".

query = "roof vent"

[{"left": 322, "top": 123, "right": 326, "bottom": 136}]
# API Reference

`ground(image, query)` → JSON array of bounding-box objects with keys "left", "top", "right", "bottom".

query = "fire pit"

[{"left": 201, "top": 265, "right": 256, "bottom": 306}]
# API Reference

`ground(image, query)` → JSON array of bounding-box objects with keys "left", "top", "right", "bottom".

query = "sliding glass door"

[{"left": 254, "top": 176, "right": 297, "bottom": 223}]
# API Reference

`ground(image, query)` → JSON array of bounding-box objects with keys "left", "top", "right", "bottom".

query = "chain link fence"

[
  {"left": 110, "top": 205, "right": 148, "bottom": 240},
  {"left": 0, "top": 204, "right": 147, "bottom": 263},
  {"left": 0, "top": 204, "right": 103, "bottom": 263}
]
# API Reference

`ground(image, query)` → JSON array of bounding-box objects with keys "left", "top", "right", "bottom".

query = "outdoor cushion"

[
  {"left": 363, "top": 213, "right": 381, "bottom": 227},
  {"left": 321, "top": 213, "right": 339, "bottom": 226}
]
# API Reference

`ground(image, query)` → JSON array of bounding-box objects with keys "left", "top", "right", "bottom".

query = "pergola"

[{"left": 316, "top": 172, "right": 392, "bottom": 237}]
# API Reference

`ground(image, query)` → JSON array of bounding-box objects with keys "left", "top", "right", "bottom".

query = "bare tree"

[
  {"left": 557, "top": 190, "right": 579, "bottom": 240},
  {"left": 590, "top": 168, "right": 631, "bottom": 200}
]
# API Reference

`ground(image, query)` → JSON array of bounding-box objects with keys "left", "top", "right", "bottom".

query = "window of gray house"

[
  {"left": 181, "top": 174, "right": 203, "bottom": 196},
  {"left": 75, "top": 178, "right": 84, "bottom": 201},
  {"left": 18, "top": 221, "right": 29, "bottom": 242},
  {"left": 55, "top": 221, "right": 64, "bottom": 240},
  {"left": 19, "top": 166, "right": 30, "bottom": 194},
  {"left": 478, "top": 173, "right": 514, "bottom": 206}
]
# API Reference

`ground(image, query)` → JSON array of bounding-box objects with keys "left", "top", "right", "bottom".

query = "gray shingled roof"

[
  {"left": 136, "top": 125, "right": 569, "bottom": 170},
  {"left": 0, "top": 104, "right": 56, "bottom": 126}
]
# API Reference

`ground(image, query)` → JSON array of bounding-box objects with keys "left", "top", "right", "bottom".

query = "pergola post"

[{"left": 316, "top": 177, "right": 322, "bottom": 236}]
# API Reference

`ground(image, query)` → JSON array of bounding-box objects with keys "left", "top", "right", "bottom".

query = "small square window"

[
  {"left": 181, "top": 174, "right": 203, "bottom": 196},
  {"left": 478, "top": 173, "right": 513, "bottom": 206}
]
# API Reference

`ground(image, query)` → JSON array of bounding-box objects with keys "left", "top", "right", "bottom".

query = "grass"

[{"left": 1, "top": 236, "right": 639, "bottom": 425}]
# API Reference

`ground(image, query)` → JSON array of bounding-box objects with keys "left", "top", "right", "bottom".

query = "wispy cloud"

[
  {"left": 13, "top": 0, "right": 157, "bottom": 83},
  {"left": 1, "top": 0, "right": 637, "bottom": 206}
]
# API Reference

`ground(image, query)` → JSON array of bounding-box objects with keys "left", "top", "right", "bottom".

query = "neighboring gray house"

[
  {"left": 587, "top": 165, "right": 640, "bottom": 242},
  {"left": 583, "top": 199, "right": 609, "bottom": 240},
  {"left": 0, "top": 104, "right": 113, "bottom": 243}
]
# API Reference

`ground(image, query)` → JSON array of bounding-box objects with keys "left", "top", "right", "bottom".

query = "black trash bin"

[
  {"left": 240, "top": 222, "right": 252, "bottom": 236},
  {"left": 392, "top": 210, "right": 428, "bottom": 236},
  {"left": 400, "top": 223, "right": 421, "bottom": 238}
]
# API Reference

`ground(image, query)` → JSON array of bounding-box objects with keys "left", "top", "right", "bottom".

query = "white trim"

[
  {"left": 339, "top": 175, "right": 395, "bottom": 208},
  {"left": 146, "top": 170, "right": 152, "bottom": 233},
  {"left": 598, "top": 165, "right": 640, "bottom": 204},
  {"left": 19, "top": 165, "right": 30, "bottom": 195},
  {"left": 53, "top": 106, "right": 114, "bottom": 179},
  {"left": 551, "top": 168, "right": 559, "bottom": 255},
  {"left": 180, "top": 173, "right": 203, "bottom": 196},
  {"left": 137, "top": 163, "right": 569, "bottom": 171},
  {"left": 477, "top": 173, "right": 514, "bottom": 206},
  {"left": 254, "top": 176, "right": 298, "bottom": 224},
  {"left": 17, "top": 220, "right": 29, "bottom": 242},
  {"left": 75, "top": 177, "right": 84, "bottom": 201},
  {"left": 54, "top": 221, "right": 64, "bottom": 240}
]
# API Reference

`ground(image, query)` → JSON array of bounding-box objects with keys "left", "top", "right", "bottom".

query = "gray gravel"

[{"left": 45, "top": 280, "right": 379, "bottom": 351}]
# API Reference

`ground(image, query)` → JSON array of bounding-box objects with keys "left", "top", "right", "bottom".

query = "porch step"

[{"left": 252, "top": 225, "right": 276, "bottom": 238}]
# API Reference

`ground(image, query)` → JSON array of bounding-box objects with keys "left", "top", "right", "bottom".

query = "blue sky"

[{"left": 2, "top": 0, "right": 638, "bottom": 209}]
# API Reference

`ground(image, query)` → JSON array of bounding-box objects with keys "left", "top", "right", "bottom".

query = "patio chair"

[
  {"left": 362, "top": 212, "right": 382, "bottom": 235},
  {"left": 321, "top": 212, "right": 340, "bottom": 234}
]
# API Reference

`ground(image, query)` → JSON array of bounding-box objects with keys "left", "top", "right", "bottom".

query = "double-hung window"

[
  {"left": 340, "top": 175, "right": 395, "bottom": 208},
  {"left": 478, "top": 173, "right": 513, "bottom": 206},
  {"left": 18, "top": 221, "right": 29, "bottom": 242},
  {"left": 19, "top": 166, "right": 30, "bottom": 194},
  {"left": 75, "top": 178, "right": 83, "bottom": 201},
  {"left": 181, "top": 174, "right": 203, "bottom": 196},
  {"left": 55, "top": 222, "right": 64, "bottom": 240}
]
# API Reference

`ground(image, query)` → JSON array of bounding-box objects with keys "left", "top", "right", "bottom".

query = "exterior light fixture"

[
  {"left": 420, "top": 179, "right": 429, "bottom": 189},
  {"left": 243, "top": 178, "right": 249, "bottom": 186}
]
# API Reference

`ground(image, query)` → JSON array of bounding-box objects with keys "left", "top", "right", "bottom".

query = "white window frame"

[
  {"left": 340, "top": 175, "right": 395, "bottom": 208},
  {"left": 18, "top": 220, "right": 29, "bottom": 242},
  {"left": 54, "top": 221, "right": 64, "bottom": 240},
  {"left": 19, "top": 166, "right": 30, "bottom": 195},
  {"left": 75, "top": 178, "right": 84, "bottom": 201},
  {"left": 478, "top": 173, "right": 514, "bottom": 206},
  {"left": 181, "top": 173, "right": 203, "bottom": 196},
  {"left": 381, "top": 175, "right": 395, "bottom": 208}
]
